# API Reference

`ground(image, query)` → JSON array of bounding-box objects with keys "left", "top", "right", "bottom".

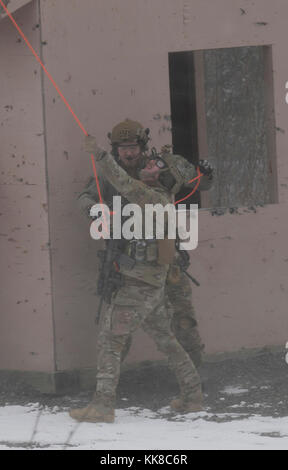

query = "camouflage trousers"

[
  {"left": 94, "top": 263, "right": 201, "bottom": 408},
  {"left": 121, "top": 269, "right": 205, "bottom": 367},
  {"left": 168, "top": 271, "right": 205, "bottom": 367}
]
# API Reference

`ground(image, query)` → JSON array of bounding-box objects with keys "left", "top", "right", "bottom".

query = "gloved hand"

[
  {"left": 84, "top": 135, "right": 106, "bottom": 160},
  {"left": 198, "top": 159, "right": 214, "bottom": 178},
  {"left": 84, "top": 135, "right": 98, "bottom": 154},
  {"left": 89, "top": 205, "right": 101, "bottom": 218}
]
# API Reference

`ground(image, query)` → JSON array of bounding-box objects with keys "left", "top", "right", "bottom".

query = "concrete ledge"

[
  {"left": 0, "top": 369, "right": 79, "bottom": 395},
  {"left": 0, "top": 345, "right": 284, "bottom": 394},
  {"left": 203, "top": 345, "right": 285, "bottom": 363}
]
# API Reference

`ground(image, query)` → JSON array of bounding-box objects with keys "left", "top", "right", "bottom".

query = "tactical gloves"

[
  {"left": 84, "top": 135, "right": 106, "bottom": 161},
  {"left": 198, "top": 159, "right": 214, "bottom": 179}
]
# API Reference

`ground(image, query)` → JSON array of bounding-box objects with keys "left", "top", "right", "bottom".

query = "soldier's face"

[{"left": 118, "top": 142, "right": 142, "bottom": 168}]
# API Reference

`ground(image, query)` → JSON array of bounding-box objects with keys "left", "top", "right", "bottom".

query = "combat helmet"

[{"left": 108, "top": 119, "right": 150, "bottom": 156}]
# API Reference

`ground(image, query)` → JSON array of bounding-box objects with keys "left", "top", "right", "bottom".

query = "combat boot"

[
  {"left": 69, "top": 403, "right": 115, "bottom": 423},
  {"left": 170, "top": 388, "right": 203, "bottom": 413}
]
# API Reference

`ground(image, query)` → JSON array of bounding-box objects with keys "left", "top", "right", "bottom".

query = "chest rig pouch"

[
  {"left": 157, "top": 238, "right": 176, "bottom": 265},
  {"left": 123, "top": 239, "right": 175, "bottom": 265}
]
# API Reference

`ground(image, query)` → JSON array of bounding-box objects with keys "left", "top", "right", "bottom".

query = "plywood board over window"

[
  {"left": 203, "top": 45, "right": 277, "bottom": 209},
  {"left": 169, "top": 46, "right": 278, "bottom": 209}
]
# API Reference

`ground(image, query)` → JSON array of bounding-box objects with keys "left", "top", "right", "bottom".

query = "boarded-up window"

[
  {"left": 169, "top": 46, "right": 277, "bottom": 208},
  {"left": 203, "top": 46, "right": 277, "bottom": 208}
]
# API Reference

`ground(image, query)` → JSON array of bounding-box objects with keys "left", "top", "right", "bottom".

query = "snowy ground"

[
  {"left": 0, "top": 349, "right": 287, "bottom": 450},
  {"left": 0, "top": 403, "right": 288, "bottom": 450}
]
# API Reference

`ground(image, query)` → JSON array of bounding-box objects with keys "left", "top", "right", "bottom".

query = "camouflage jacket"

[
  {"left": 168, "top": 153, "right": 213, "bottom": 192},
  {"left": 78, "top": 152, "right": 212, "bottom": 216}
]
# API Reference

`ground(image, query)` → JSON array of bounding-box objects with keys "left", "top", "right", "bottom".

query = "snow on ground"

[
  {"left": 221, "top": 386, "right": 249, "bottom": 395},
  {"left": 0, "top": 404, "right": 288, "bottom": 450}
]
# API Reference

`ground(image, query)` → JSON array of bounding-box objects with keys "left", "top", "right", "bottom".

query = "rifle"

[
  {"left": 183, "top": 269, "right": 200, "bottom": 287},
  {"left": 96, "top": 239, "right": 123, "bottom": 324},
  {"left": 96, "top": 239, "right": 136, "bottom": 324},
  {"left": 176, "top": 243, "right": 200, "bottom": 287}
]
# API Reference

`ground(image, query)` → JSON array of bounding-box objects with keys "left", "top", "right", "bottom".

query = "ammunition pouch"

[
  {"left": 157, "top": 238, "right": 175, "bottom": 265},
  {"left": 123, "top": 239, "right": 175, "bottom": 265},
  {"left": 167, "top": 264, "right": 181, "bottom": 284},
  {"left": 124, "top": 240, "right": 158, "bottom": 263}
]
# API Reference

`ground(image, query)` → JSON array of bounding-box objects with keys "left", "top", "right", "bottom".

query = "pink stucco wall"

[
  {"left": 40, "top": 0, "right": 288, "bottom": 369},
  {"left": 0, "top": 1, "right": 55, "bottom": 372},
  {"left": 1, "top": 0, "right": 288, "bottom": 375}
]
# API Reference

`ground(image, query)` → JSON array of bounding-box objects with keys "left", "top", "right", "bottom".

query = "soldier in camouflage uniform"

[
  {"left": 120, "top": 151, "right": 213, "bottom": 368},
  {"left": 150, "top": 149, "right": 213, "bottom": 368},
  {"left": 76, "top": 120, "right": 213, "bottom": 370},
  {"left": 70, "top": 121, "right": 210, "bottom": 423}
]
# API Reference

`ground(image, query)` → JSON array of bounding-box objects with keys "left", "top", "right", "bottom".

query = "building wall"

[
  {"left": 39, "top": 0, "right": 288, "bottom": 370},
  {"left": 0, "top": 1, "right": 55, "bottom": 372},
  {"left": 1, "top": 0, "right": 288, "bottom": 376}
]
